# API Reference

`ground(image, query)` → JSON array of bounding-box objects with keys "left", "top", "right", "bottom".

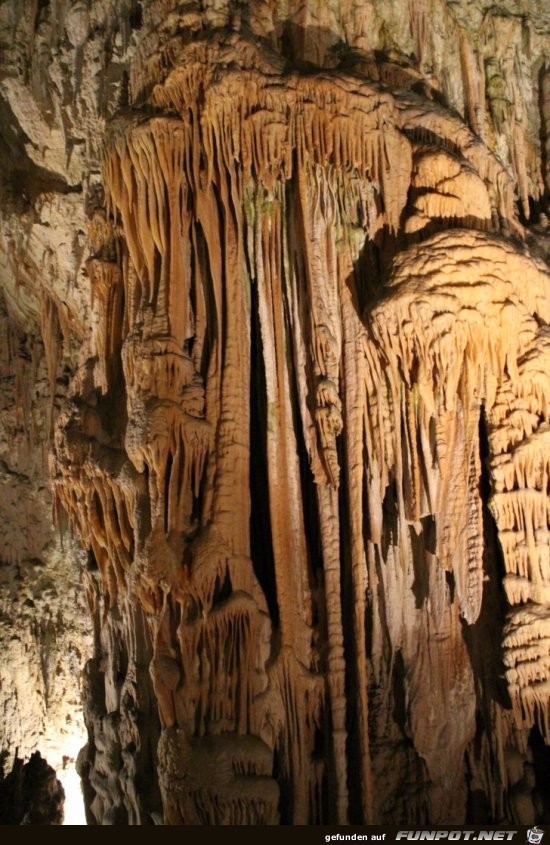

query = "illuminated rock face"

[
  {"left": 0, "top": 295, "right": 92, "bottom": 824},
  {"left": 1, "top": 0, "right": 550, "bottom": 826}
]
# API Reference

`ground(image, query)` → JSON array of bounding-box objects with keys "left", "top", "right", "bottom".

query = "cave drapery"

[{"left": 1, "top": 0, "right": 550, "bottom": 826}]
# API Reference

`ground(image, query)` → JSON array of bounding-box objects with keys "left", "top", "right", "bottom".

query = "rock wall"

[
  {"left": 0, "top": 291, "right": 92, "bottom": 823},
  {"left": 1, "top": 0, "right": 550, "bottom": 826}
]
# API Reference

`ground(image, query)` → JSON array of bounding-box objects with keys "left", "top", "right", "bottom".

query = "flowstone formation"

[{"left": 1, "top": 0, "right": 550, "bottom": 827}]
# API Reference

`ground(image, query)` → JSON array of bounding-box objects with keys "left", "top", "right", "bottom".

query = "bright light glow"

[{"left": 59, "top": 764, "right": 87, "bottom": 825}]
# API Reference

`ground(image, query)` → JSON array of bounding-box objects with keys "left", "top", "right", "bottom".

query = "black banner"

[{"left": 164, "top": 826, "right": 547, "bottom": 844}]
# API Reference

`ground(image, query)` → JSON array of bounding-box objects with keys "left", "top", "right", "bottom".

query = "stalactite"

[
  {"left": 459, "top": 33, "right": 484, "bottom": 139},
  {"left": 87, "top": 259, "right": 124, "bottom": 394},
  {"left": 45, "top": 16, "right": 550, "bottom": 826},
  {"left": 485, "top": 57, "right": 511, "bottom": 136},
  {"left": 512, "top": 121, "right": 532, "bottom": 221},
  {"left": 360, "top": 229, "right": 550, "bottom": 791},
  {"left": 486, "top": 326, "right": 550, "bottom": 744},
  {"left": 39, "top": 291, "right": 62, "bottom": 434},
  {"left": 541, "top": 65, "right": 550, "bottom": 199}
]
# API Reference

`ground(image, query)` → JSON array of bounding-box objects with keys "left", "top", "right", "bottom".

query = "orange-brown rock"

[{"left": 1, "top": 0, "right": 550, "bottom": 827}]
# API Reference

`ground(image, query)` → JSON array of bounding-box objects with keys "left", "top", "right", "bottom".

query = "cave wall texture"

[{"left": 1, "top": 0, "right": 550, "bottom": 826}]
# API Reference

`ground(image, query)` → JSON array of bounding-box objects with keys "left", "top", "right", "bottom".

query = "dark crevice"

[
  {"left": 163, "top": 451, "right": 173, "bottom": 534},
  {"left": 249, "top": 275, "right": 278, "bottom": 627},
  {"left": 285, "top": 176, "right": 324, "bottom": 604},
  {"left": 463, "top": 410, "right": 511, "bottom": 752},
  {"left": 338, "top": 423, "right": 362, "bottom": 824},
  {"left": 529, "top": 726, "right": 550, "bottom": 822}
]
